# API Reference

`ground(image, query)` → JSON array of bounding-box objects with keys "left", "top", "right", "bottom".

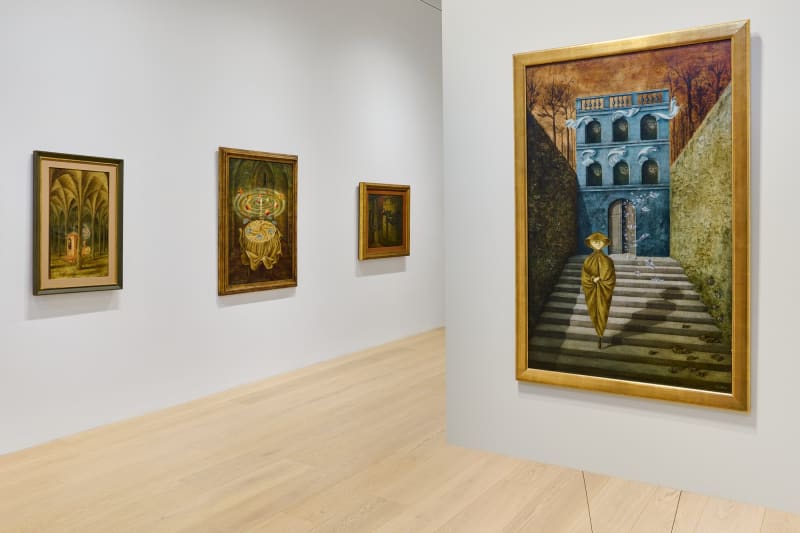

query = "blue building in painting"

[{"left": 569, "top": 89, "right": 679, "bottom": 257}]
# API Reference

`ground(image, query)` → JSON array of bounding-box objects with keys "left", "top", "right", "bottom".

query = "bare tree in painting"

[
  {"left": 537, "top": 77, "right": 562, "bottom": 148},
  {"left": 666, "top": 57, "right": 707, "bottom": 161},
  {"left": 697, "top": 52, "right": 732, "bottom": 125},
  {"left": 527, "top": 73, "right": 540, "bottom": 115},
  {"left": 664, "top": 49, "right": 732, "bottom": 162},
  {"left": 707, "top": 50, "right": 732, "bottom": 100},
  {"left": 527, "top": 68, "right": 579, "bottom": 168},
  {"left": 534, "top": 76, "right": 577, "bottom": 167},
  {"left": 670, "top": 60, "right": 704, "bottom": 132},
  {"left": 557, "top": 78, "right": 576, "bottom": 168}
]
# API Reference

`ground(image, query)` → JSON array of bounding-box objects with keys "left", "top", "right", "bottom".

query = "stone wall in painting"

[
  {"left": 670, "top": 85, "right": 733, "bottom": 343},
  {"left": 527, "top": 114, "right": 578, "bottom": 327}
]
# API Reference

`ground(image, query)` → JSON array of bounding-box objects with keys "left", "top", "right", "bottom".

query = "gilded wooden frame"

[
  {"left": 218, "top": 147, "right": 298, "bottom": 295},
  {"left": 514, "top": 21, "right": 750, "bottom": 410},
  {"left": 33, "top": 151, "right": 123, "bottom": 295},
  {"left": 358, "top": 182, "right": 411, "bottom": 260}
]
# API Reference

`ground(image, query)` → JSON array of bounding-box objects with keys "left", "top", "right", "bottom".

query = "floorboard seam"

[
  {"left": 582, "top": 470, "right": 595, "bottom": 533},
  {"left": 670, "top": 490, "right": 683, "bottom": 532}
]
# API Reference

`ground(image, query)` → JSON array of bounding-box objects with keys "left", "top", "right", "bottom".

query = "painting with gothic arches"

[
  {"left": 513, "top": 21, "right": 750, "bottom": 410},
  {"left": 34, "top": 151, "right": 123, "bottom": 295}
]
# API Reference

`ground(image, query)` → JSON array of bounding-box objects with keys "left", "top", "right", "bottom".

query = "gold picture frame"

[
  {"left": 218, "top": 147, "right": 298, "bottom": 295},
  {"left": 514, "top": 21, "right": 750, "bottom": 410},
  {"left": 33, "top": 151, "right": 123, "bottom": 295},
  {"left": 358, "top": 182, "right": 410, "bottom": 260}
]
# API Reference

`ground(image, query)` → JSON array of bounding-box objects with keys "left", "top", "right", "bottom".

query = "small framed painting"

[
  {"left": 218, "top": 147, "right": 298, "bottom": 295},
  {"left": 514, "top": 21, "right": 750, "bottom": 410},
  {"left": 358, "top": 182, "right": 410, "bottom": 260},
  {"left": 33, "top": 151, "right": 123, "bottom": 295}
]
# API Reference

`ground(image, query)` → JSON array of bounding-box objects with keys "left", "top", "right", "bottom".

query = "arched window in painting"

[
  {"left": 586, "top": 162, "right": 603, "bottom": 186},
  {"left": 585, "top": 120, "right": 601, "bottom": 144},
  {"left": 613, "top": 161, "right": 630, "bottom": 185},
  {"left": 641, "top": 114, "right": 658, "bottom": 140},
  {"left": 612, "top": 118, "right": 628, "bottom": 142},
  {"left": 642, "top": 159, "right": 659, "bottom": 184}
]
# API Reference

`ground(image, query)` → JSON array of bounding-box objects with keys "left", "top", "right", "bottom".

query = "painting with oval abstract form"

[
  {"left": 513, "top": 21, "right": 750, "bottom": 409},
  {"left": 34, "top": 151, "right": 123, "bottom": 295},
  {"left": 218, "top": 147, "right": 297, "bottom": 295}
]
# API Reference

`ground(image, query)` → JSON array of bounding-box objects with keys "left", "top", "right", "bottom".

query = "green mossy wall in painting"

[{"left": 670, "top": 85, "right": 733, "bottom": 343}]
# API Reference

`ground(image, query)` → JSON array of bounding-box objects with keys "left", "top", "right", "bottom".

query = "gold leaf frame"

[
  {"left": 358, "top": 182, "right": 411, "bottom": 260},
  {"left": 514, "top": 21, "right": 750, "bottom": 410},
  {"left": 218, "top": 147, "right": 298, "bottom": 295}
]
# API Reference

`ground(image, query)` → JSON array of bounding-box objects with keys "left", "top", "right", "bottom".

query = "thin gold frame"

[
  {"left": 33, "top": 151, "right": 123, "bottom": 295},
  {"left": 358, "top": 182, "right": 411, "bottom": 260},
  {"left": 218, "top": 147, "right": 298, "bottom": 295},
  {"left": 514, "top": 21, "right": 750, "bottom": 410}
]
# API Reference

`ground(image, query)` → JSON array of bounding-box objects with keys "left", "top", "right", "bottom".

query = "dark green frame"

[{"left": 33, "top": 150, "right": 124, "bottom": 295}]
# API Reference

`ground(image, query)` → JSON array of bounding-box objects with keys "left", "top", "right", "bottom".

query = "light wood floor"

[{"left": 1, "top": 329, "right": 797, "bottom": 532}]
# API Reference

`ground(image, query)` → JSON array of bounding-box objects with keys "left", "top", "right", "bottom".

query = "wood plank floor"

[{"left": 0, "top": 329, "right": 797, "bottom": 532}]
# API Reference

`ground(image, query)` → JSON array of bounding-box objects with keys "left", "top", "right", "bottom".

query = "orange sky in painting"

[
  {"left": 527, "top": 40, "right": 730, "bottom": 102},
  {"left": 526, "top": 40, "right": 731, "bottom": 162}
]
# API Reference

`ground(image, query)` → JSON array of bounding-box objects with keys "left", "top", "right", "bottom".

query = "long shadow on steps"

[{"left": 529, "top": 262, "right": 733, "bottom": 393}]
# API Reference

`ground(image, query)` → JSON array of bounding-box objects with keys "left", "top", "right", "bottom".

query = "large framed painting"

[
  {"left": 218, "top": 147, "right": 297, "bottom": 295},
  {"left": 33, "top": 151, "right": 123, "bottom": 295},
  {"left": 514, "top": 21, "right": 750, "bottom": 410},
  {"left": 358, "top": 182, "right": 410, "bottom": 260}
]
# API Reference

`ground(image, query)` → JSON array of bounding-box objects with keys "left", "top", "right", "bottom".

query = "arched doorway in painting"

[{"left": 608, "top": 199, "right": 636, "bottom": 255}]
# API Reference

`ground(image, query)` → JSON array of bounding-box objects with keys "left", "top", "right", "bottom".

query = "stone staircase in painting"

[{"left": 530, "top": 255, "right": 732, "bottom": 392}]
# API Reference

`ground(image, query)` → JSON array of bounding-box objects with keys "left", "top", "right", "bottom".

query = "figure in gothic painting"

[{"left": 581, "top": 232, "right": 616, "bottom": 349}]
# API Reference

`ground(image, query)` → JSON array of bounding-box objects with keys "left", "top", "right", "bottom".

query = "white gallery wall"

[
  {"left": 444, "top": 0, "right": 800, "bottom": 515},
  {"left": 0, "top": 0, "right": 443, "bottom": 454}
]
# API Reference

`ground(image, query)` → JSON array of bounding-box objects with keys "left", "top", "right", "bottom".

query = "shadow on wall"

[
  {"left": 356, "top": 257, "right": 407, "bottom": 277},
  {"left": 27, "top": 290, "right": 120, "bottom": 320}
]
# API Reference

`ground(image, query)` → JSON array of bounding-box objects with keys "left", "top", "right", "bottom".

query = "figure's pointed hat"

[{"left": 584, "top": 232, "right": 611, "bottom": 248}]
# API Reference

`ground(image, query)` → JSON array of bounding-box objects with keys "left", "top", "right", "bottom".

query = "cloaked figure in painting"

[
  {"left": 581, "top": 232, "right": 616, "bottom": 349},
  {"left": 369, "top": 196, "right": 402, "bottom": 247}
]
